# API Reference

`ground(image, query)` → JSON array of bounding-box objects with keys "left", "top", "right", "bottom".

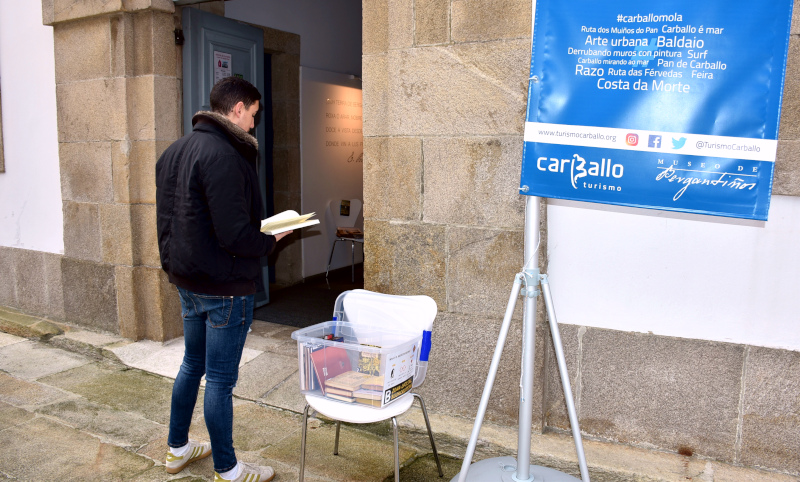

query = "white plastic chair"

[
  {"left": 324, "top": 199, "right": 364, "bottom": 282},
  {"left": 298, "top": 289, "right": 443, "bottom": 481}
]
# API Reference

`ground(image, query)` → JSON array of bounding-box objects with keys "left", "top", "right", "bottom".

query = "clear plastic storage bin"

[{"left": 291, "top": 321, "right": 422, "bottom": 408}]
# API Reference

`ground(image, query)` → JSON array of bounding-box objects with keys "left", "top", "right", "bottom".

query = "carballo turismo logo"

[{"left": 537, "top": 153, "right": 625, "bottom": 191}]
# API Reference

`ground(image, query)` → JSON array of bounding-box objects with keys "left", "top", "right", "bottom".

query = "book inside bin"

[{"left": 291, "top": 321, "right": 422, "bottom": 408}]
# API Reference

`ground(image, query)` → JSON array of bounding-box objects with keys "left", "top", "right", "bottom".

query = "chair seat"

[{"left": 305, "top": 393, "right": 415, "bottom": 424}]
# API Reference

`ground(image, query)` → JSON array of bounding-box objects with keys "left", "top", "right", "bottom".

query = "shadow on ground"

[
  {"left": 254, "top": 264, "right": 364, "bottom": 328},
  {"left": 382, "top": 453, "right": 463, "bottom": 482}
]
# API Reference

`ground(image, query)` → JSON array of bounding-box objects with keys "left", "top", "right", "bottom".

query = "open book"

[{"left": 260, "top": 210, "right": 319, "bottom": 235}]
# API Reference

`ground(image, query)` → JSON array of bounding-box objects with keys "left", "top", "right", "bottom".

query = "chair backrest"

[
  {"left": 325, "top": 199, "right": 362, "bottom": 228},
  {"left": 333, "top": 289, "right": 437, "bottom": 387},
  {"left": 324, "top": 199, "right": 363, "bottom": 244}
]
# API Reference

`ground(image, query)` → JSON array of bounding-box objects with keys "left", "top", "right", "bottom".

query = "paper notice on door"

[{"left": 213, "top": 51, "right": 232, "bottom": 84}]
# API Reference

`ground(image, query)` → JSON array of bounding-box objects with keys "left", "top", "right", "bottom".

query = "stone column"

[{"left": 44, "top": 0, "right": 182, "bottom": 340}]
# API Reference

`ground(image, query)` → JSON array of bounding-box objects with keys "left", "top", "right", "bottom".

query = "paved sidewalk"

[{"left": 0, "top": 305, "right": 797, "bottom": 481}]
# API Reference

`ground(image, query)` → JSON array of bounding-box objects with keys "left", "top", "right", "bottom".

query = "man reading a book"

[{"left": 156, "top": 77, "right": 289, "bottom": 482}]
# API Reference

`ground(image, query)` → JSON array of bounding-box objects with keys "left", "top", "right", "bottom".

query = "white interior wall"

[
  {"left": 299, "top": 67, "right": 363, "bottom": 278},
  {"left": 547, "top": 195, "right": 800, "bottom": 351},
  {"left": 225, "top": 0, "right": 362, "bottom": 76},
  {"left": 0, "top": 2, "right": 63, "bottom": 254}
]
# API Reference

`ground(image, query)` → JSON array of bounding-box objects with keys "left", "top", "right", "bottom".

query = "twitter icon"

[{"left": 671, "top": 137, "right": 687, "bottom": 149}]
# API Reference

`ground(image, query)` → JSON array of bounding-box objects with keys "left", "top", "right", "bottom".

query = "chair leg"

[
  {"left": 300, "top": 404, "right": 310, "bottom": 482},
  {"left": 350, "top": 241, "right": 355, "bottom": 282},
  {"left": 326, "top": 239, "right": 340, "bottom": 278},
  {"left": 334, "top": 420, "right": 341, "bottom": 455},
  {"left": 392, "top": 416, "right": 400, "bottom": 482},
  {"left": 413, "top": 393, "right": 444, "bottom": 477}
]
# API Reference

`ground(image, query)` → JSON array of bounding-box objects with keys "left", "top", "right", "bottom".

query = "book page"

[{"left": 260, "top": 210, "right": 319, "bottom": 234}]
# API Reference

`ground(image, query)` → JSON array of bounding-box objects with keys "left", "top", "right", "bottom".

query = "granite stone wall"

[
  {"left": 362, "top": 0, "right": 800, "bottom": 474},
  {"left": 43, "top": 0, "right": 182, "bottom": 340}
]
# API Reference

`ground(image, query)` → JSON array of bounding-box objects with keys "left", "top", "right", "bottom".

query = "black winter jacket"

[{"left": 155, "top": 111, "right": 276, "bottom": 296}]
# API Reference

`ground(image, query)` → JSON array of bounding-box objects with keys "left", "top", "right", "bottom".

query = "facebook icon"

[{"left": 648, "top": 135, "right": 662, "bottom": 148}]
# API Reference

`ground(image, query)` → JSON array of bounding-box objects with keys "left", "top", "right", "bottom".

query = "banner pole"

[{"left": 451, "top": 195, "right": 589, "bottom": 482}]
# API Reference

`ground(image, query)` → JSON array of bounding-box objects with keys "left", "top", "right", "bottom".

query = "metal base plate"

[{"left": 451, "top": 456, "right": 582, "bottom": 482}]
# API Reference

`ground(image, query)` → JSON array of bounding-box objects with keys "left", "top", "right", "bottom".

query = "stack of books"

[{"left": 324, "top": 371, "right": 384, "bottom": 406}]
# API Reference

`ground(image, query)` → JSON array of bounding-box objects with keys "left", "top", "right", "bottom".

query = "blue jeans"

[{"left": 168, "top": 287, "right": 253, "bottom": 473}]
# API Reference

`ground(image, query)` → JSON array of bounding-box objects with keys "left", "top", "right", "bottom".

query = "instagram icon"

[{"left": 626, "top": 133, "right": 639, "bottom": 146}]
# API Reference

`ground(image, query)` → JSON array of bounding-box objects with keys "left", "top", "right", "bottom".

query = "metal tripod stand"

[{"left": 452, "top": 196, "right": 590, "bottom": 482}]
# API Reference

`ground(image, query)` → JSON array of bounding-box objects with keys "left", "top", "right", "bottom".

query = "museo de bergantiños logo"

[{"left": 537, "top": 153, "right": 624, "bottom": 191}]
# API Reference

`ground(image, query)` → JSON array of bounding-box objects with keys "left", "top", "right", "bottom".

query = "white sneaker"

[
  {"left": 214, "top": 461, "right": 276, "bottom": 482},
  {"left": 165, "top": 440, "right": 212, "bottom": 474}
]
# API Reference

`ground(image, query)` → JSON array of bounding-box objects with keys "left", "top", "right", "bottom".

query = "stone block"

[
  {"left": 285, "top": 101, "right": 301, "bottom": 148},
  {"left": 364, "top": 137, "right": 423, "bottom": 220},
  {"left": 447, "top": 227, "right": 524, "bottom": 316},
  {"left": 779, "top": 37, "right": 800, "bottom": 140},
  {"left": 452, "top": 0, "right": 531, "bottom": 43},
  {"left": 44, "top": 0, "right": 174, "bottom": 25},
  {"left": 56, "top": 78, "right": 127, "bottom": 142},
  {"left": 125, "top": 141, "right": 157, "bottom": 204},
  {"left": 44, "top": 252, "right": 65, "bottom": 321},
  {"left": 59, "top": 142, "right": 113, "bottom": 203},
  {"left": 271, "top": 53, "right": 301, "bottom": 102},
  {"left": 419, "top": 311, "right": 528, "bottom": 426},
  {"left": 388, "top": 0, "right": 414, "bottom": 49},
  {"left": 383, "top": 41, "right": 530, "bottom": 136},
  {"left": 133, "top": 141, "right": 159, "bottom": 204},
  {"left": 61, "top": 257, "right": 119, "bottom": 333},
  {"left": 13, "top": 250, "right": 49, "bottom": 317},
  {"left": 63, "top": 201, "right": 102, "bottom": 262},
  {"left": 53, "top": 16, "right": 112, "bottom": 82},
  {"left": 363, "top": 219, "right": 446, "bottom": 307},
  {"left": 363, "top": 0, "right": 389, "bottom": 55},
  {"left": 132, "top": 11, "right": 177, "bottom": 77},
  {"left": 263, "top": 27, "right": 301, "bottom": 56},
  {"left": 0, "top": 306, "right": 62, "bottom": 339},
  {"left": 114, "top": 265, "right": 137, "bottom": 340},
  {"left": 132, "top": 267, "right": 177, "bottom": 341},
  {"left": 415, "top": 0, "right": 450, "bottom": 45},
  {"left": 774, "top": 140, "right": 800, "bottom": 196},
  {"left": 126, "top": 76, "right": 156, "bottom": 141},
  {"left": 739, "top": 346, "right": 800, "bottom": 473},
  {"left": 100, "top": 203, "right": 133, "bottom": 265},
  {"left": 111, "top": 140, "right": 132, "bottom": 204},
  {"left": 363, "top": 137, "right": 388, "bottom": 219},
  {"left": 153, "top": 76, "right": 181, "bottom": 141},
  {"left": 362, "top": 53, "right": 389, "bottom": 137},
  {"left": 111, "top": 14, "right": 135, "bottom": 78},
  {"left": 579, "top": 329, "right": 744, "bottom": 462},
  {"left": 272, "top": 100, "right": 293, "bottom": 148},
  {"left": 0, "top": 247, "right": 18, "bottom": 307},
  {"left": 130, "top": 204, "right": 159, "bottom": 268},
  {"left": 271, "top": 148, "right": 300, "bottom": 195},
  {"left": 423, "top": 137, "right": 526, "bottom": 227},
  {"left": 159, "top": 270, "right": 182, "bottom": 340}
]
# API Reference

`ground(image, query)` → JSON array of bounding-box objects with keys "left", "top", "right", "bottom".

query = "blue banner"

[{"left": 520, "top": 0, "right": 793, "bottom": 220}]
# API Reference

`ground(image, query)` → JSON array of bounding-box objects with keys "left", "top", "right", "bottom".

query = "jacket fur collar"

[{"left": 191, "top": 110, "right": 259, "bottom": 151}]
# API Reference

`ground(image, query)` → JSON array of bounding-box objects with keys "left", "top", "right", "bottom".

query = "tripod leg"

[
  {"left": 540, "top": 274, "right": 590, "bottom": 482},
  {"left": 456, "top": 273, "right": 524, "bottom": 482}
]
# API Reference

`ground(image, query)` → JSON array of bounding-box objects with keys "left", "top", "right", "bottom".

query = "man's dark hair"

[{"left": 210, "top": 77, "right": 262, "bottom": 114}]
